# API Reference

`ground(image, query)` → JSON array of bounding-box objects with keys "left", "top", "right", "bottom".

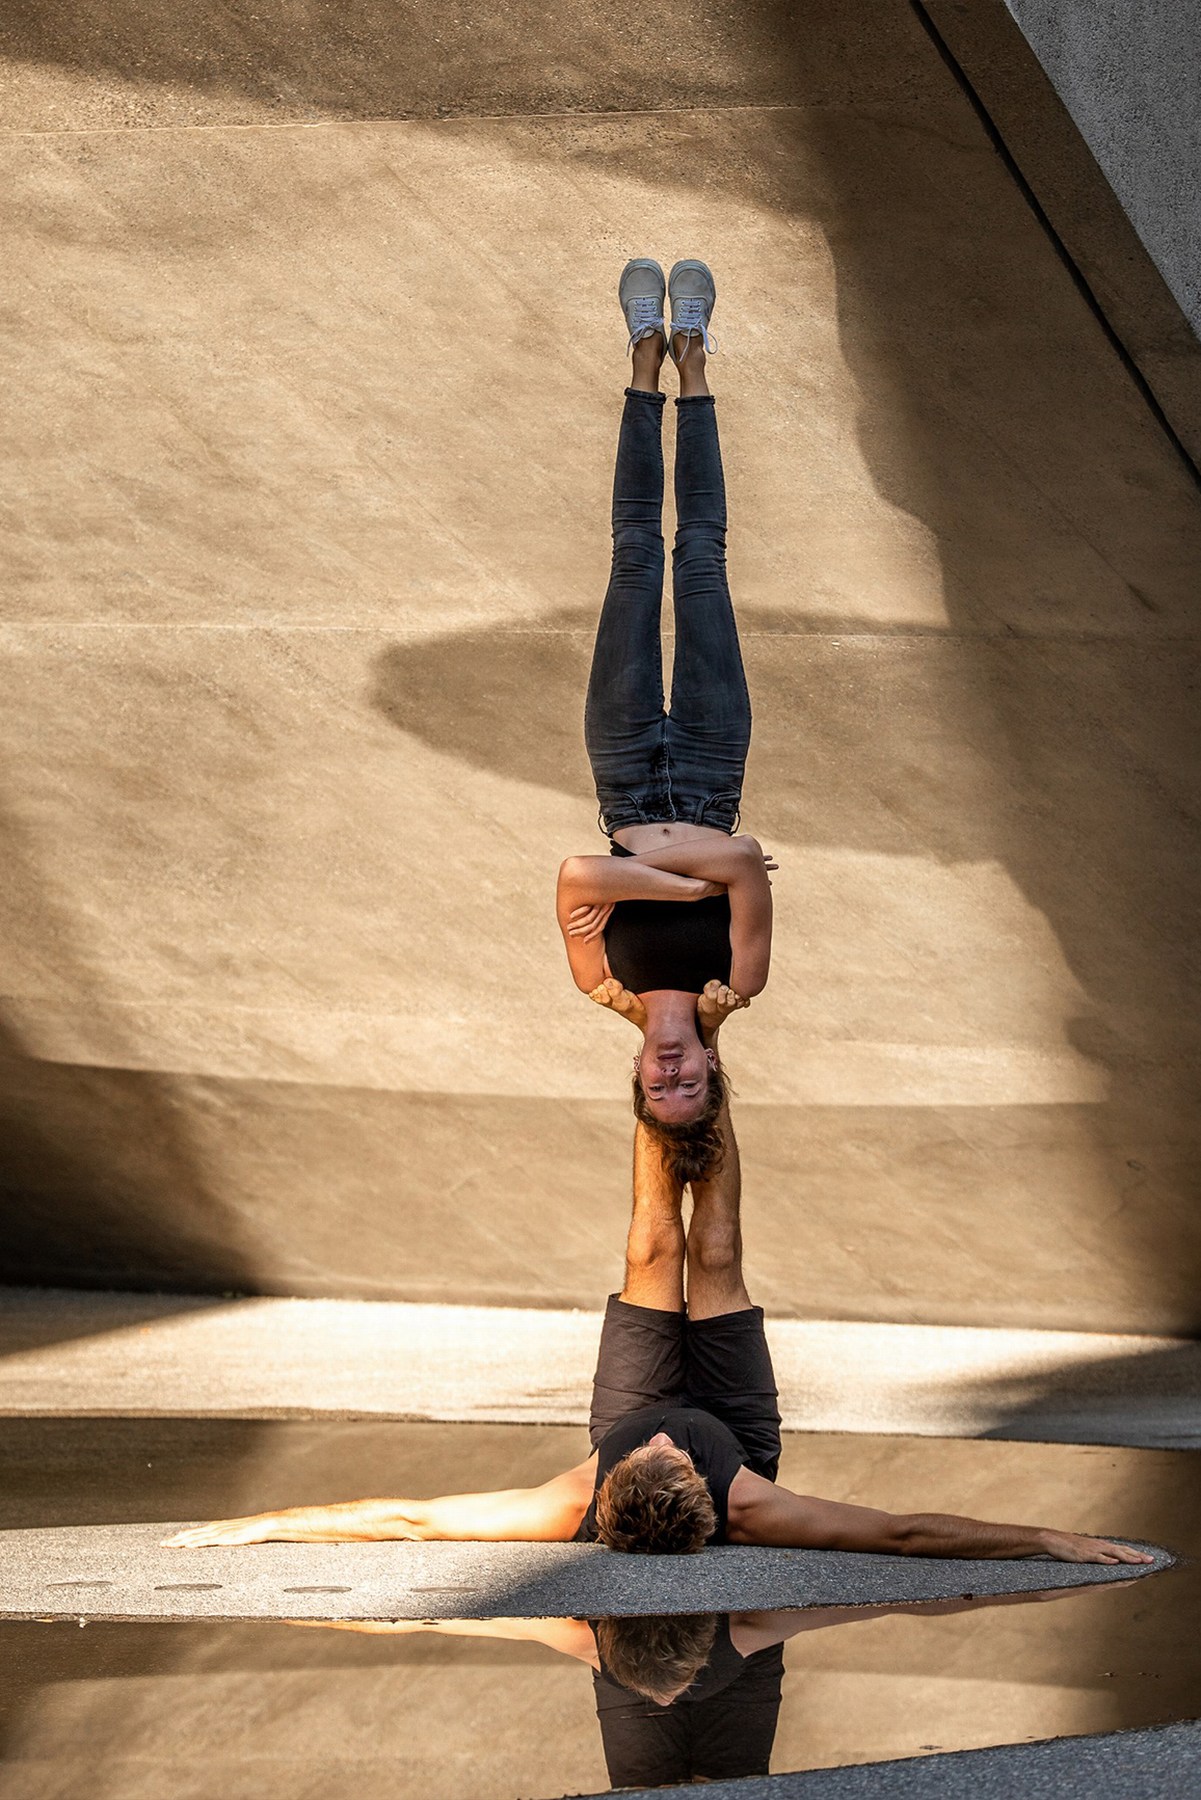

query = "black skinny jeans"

[{"left": 584, "top": 389, "right": 752, "bottom": 835}]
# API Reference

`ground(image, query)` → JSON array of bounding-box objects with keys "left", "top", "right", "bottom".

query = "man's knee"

[
  {"left": 688, "top": 1220, "right": 741, "bottom": 1279},
  {"left": 626, "top": 1220, "right": 684, "bottom": 1277}
]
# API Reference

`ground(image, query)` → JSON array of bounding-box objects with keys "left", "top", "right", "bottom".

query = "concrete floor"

[
  {"left": 3, "top": 1287, "right": 1201, "bottom": 1448},
  {"left": 9, "top": 1524, "right": 1161, "bottom": 1623},
  {"left": 3, "top": 0, "right": 1201, "bottom": 1331}
]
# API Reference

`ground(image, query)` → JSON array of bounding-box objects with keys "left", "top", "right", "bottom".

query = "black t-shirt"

[
  {"left": 591, "top": 1615, "right": 785, "bottom": 1787},
  {"left": 576, "top": 1404, "right": 747, "bottom": 1544}
]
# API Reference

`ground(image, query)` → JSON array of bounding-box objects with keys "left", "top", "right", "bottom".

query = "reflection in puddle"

[{"left": 3, "top": 1574, "right": 1193, "bottom": 1798}]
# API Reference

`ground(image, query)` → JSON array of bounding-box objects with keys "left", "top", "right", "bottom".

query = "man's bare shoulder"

[{"left": 726, "top": 1464, "right": 778, "bottom": 1541}]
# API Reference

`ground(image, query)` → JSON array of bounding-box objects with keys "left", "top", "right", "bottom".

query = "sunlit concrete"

[
  {"left": 3, "top": 1288, "right": 1199, "bottom": 1449},
  {"left": 3, "top": 1, "right": 1201, "bottom": 1332}
]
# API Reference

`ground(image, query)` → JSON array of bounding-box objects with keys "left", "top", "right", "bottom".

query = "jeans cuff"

[
  {"left": 624, "top": 386, "right": 667, "bottom": 405},
  {"left": 675, "top": 393, "right": 716, "bottom": 406}
]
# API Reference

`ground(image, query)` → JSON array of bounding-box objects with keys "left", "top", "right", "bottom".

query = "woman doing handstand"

[{"left": 557, "top": 259, "right": 775, "bottom": 1180}]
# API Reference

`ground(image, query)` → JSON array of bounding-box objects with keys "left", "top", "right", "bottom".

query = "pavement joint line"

[
  {"left": 0, "top": 100, "right": 981, "bottom": 143},
  {"left": 5, "top": 625, "right": 1200, "bottom": 645}
]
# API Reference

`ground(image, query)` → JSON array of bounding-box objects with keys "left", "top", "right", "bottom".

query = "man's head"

[
  {"left": 594, "top": 1612, "right": 720, "bottom": 1706},
  {"left": 594, "top": 1438, "right": 717, "bottom": 1555}
]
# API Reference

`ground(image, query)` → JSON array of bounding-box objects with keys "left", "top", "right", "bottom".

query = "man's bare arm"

[
  {"left": 163, "top": 1457, "right": 597, "bottom": 1548},
  {"left": 726, "top": 1471, "right": 1154, "bottom": 1565},
  {"left": 287, "top": 1616, "right": 599, "bottom": 1666}
]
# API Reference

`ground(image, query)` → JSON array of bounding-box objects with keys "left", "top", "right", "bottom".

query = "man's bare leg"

[
  {"left": 621, "top": 1123, "right": 686, "bottom": 1311},
  {"left": 685, "top": 1102, "right": 752, "bottom": 1320}
]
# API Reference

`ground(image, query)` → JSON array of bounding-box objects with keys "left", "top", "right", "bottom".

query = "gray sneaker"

[
  {"left": 668, "top": 259, "right": 718, "bottom": 361},
  {"left": 619, "top": 258, "right": 669, "bottom": 356}
]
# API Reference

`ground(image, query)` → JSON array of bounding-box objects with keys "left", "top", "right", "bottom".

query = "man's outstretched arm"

[
  {"left": 162, "top": 1456, "right": 597, "bottom": 1548},
  {"left": 725, "top": 1471, "right": 1154, "bottom": 1566}
]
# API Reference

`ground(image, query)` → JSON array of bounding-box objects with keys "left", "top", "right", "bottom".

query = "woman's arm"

[
  {"left": 557, "top": 855, "right": 715, "bottom": 909},
  {"left": 725, "top": 1469, "right": 1154, "bottom": 1565},
  {"left": 163, "top": 1457, "right": 597, "bottom": 1548}
]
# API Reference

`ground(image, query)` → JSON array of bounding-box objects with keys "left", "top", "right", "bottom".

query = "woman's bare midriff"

[{"left": 611, "top": 821, "right": 733, "bottom": 854}]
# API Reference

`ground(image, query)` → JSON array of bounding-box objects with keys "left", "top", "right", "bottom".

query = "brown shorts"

[{"left": 588, "top": 1294, "right": 782, "bottom": 1481}]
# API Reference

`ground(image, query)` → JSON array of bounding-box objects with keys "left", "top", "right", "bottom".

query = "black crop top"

[
  {"left": 576, "top": 1404, "right": 747, "bottom": 1545},
  {"left": 603, "top": 840, "right": 732, "bottom": 994}
]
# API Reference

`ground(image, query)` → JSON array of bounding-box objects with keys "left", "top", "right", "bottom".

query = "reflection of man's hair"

[
  {"left": 595, "top": 1613, "right": 720, "bottom": 1706},
  {"left": 594, "top": 1445, "right": 718, "bottom": 1554},
  {"left": 631, "top": 1062, "right": 729, "bottom": 1185}
]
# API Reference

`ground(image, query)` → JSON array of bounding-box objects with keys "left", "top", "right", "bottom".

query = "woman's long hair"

[{"left": 632, "top": 1059, "right": 729, "bottom": 1186}]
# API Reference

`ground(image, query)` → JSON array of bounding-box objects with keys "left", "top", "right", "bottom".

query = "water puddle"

[{"left": 1, "top": 1563, "right": 1196, "bottom": 1797}]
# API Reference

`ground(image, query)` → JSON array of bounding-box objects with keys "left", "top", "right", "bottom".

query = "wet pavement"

[{"left": 1, "top": 1417, "right": 1197, "bottom": 1795}]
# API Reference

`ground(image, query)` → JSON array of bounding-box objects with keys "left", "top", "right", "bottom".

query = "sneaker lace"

[
  {"left": 625, "top": 293, "right": 666, "bottom": 352},
  {"left": 670, "top": 296, "right": 717, "bottom": 357}
]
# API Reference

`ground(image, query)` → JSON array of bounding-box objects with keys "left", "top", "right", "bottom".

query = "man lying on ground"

[{"left": 165, "top": 1099, "right": 1150, "bottom": 1568}]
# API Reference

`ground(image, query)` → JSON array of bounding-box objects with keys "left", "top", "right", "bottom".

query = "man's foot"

[
  {"left": 619, "top": 258, "right": 669, "bottom": 358},
  {"left": 696, "top": 980, "right": 748, "bottom": 1045},
  {"left": 668, "top": 259, "right": 718, "bottom": 363}
]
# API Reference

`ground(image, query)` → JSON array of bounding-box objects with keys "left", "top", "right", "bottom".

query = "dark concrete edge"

[
  {"left": 571, "top": 1715, "right": 1201, "bottom": 1799},
  {"left": 918, "top": 0, "right": 1201, "bottom": 476}
]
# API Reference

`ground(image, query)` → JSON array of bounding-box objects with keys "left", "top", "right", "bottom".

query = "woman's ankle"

[{"left": 630, "top": 346, "right": 664, "bottom": 393}]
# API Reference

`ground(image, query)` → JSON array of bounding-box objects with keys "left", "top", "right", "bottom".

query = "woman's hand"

[
  {"left": 589, "top": 977, "right": 647, "bottom": 1032},
  {"left": 697, "top": 980, "right": 749, "bottom": 1041},
  {"left": 567, "top": 902, "right": 614, "bottom": 942},
  {"left": 1037, "top": 1531, "right": 1155, "bottom": 1566}
]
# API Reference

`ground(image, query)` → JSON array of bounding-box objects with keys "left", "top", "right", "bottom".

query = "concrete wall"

[
  {"left": 1004, "top": 0, "right": 1201, "bottom": 338},
  {"left": 3, "top": 1, "right": 1201, "bottom": 1330}
]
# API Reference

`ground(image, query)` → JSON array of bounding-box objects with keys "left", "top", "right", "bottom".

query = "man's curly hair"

[
  {"left": 594, "top": 1612, "right": 719, "bottom": 1705},
  {"left": 631, "top": 1060, "right": 729, "bottom": 1187},
  {"left": 594, "top": 1445, "right": 717, "bottom": 1554}
]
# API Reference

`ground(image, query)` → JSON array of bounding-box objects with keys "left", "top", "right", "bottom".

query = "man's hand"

[
  {"left": 162, "top": 1515, "right": 293, "bottom": 1547},
  {"left": 1037, "top": 1531, "right": 1155, "bottom": 1566},
  {"left": 696, "top": 979, "right": 748, "bottom": 1042},
  {"left": 567, "top": 902, "right": 614, "bottom": 942},
  {"left": 589, "top": 977, "right": 647, "bottom": 1031}
]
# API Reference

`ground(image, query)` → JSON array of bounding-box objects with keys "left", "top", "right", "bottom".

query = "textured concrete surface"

[
  {"left": 3, "top": 1288, "right": 1200, "bottom": 1449},
  {"left": 3, "top": 1, "right": 1201, "bottom": 1331},
  {"left": 4, "top": 1522, "right": 1166, "bottom": 1623},
  {"left": 1001, "top": 2, "right": 1201, "bottom": 339},
  {"left": 589, "top": 1718, "right": 1201, "bottom": 1798}
]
